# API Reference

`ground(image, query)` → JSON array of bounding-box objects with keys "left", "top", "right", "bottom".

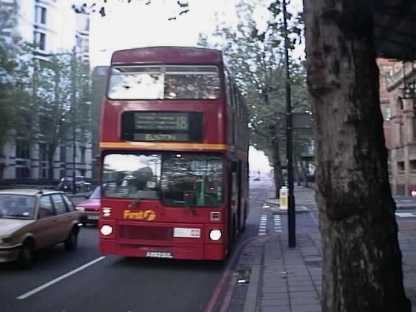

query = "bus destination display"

[
  {"left": 134, "top": 112, "right": 189, "bottom": 131},
  {"left": 122, "top": 111, "right": 202, "bottom": 142}
]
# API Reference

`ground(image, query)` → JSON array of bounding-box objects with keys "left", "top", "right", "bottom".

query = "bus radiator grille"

[{"left": 118, "top": 225, "right": 173, "bottom": 241}]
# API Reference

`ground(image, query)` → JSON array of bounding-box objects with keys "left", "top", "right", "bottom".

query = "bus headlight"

[
  {"left": 102, "top": 207, "right": 112, "bottom": 217},
  {"left": 75, "top": 206, "right": 85, "bottom": 212},
  {"left": 100, "top": 225, "right": 113, "bottom": 236},
  {"left": 209, "top": 229, "right": 222, "bottom": 241}
]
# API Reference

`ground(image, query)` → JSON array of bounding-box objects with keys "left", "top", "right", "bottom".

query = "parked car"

[
  {"left": 0, "top": 189, "right": 81, "bottom": 269},
  {"left": 76, "top": 186, "right": 101, "bottom": 225},
  {"left": 57, "top": 176, "right": 92, "bottom": 193}
]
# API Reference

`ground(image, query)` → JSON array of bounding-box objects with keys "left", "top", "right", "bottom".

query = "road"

[
  {"left": 0, "top": 179, "right": 272, "bottom": 312},
  {"left": 2, "top": 179, "right": 415, "bottom": 312}
]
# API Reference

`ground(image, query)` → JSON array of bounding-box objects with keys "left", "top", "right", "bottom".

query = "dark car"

[
  {"left": 57, "top": 176, "right": 92, "bottom": 193},
  {"left": 0, "top": 189, "right": 81, "bottom": 269},
  {"left": 76, "top": 186, "right": 101, "bottom": 225}
]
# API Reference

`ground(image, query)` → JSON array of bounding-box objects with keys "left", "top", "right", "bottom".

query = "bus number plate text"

[{"left": 145, "top": 251, "right": 173, "bottom": 259}]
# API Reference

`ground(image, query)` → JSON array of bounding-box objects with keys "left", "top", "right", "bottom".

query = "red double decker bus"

[{"left": 98, "top": 46, "right": 249, "bottom": 260}]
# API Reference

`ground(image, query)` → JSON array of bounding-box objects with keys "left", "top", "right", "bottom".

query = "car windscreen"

[
  {"left": 108, "top": 65, "right": 221, "bottom": 100},
  {"left": 89, "top": 186, "right": 102, "bottom": 199},
  {"left": 0, "top": 195, "right": 35, "bottom": 219},
  {"left": 102, "top": 152, "right": 224, "bottom": 207}
]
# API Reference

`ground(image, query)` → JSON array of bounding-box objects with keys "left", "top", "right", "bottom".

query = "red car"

[{"left": 76, "top": 186, "right": 101, "bottom": 225}]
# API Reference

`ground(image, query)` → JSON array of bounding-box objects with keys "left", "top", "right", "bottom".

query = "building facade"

[
  {"left": 0, "top": 0, "right": 93, "bottom": 183},
  {"left": 379, "top": 59, "right": 416, "bottom": 195}
]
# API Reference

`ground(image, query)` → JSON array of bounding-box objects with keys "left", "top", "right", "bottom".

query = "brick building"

[{"left": 379, "top": 59, "right": 416, "bottom": 195}]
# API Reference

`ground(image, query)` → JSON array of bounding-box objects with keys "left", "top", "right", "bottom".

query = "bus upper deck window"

[
  {"left": 108, "top": 66, "right": 164, "bottom": 100},
  {"left": 107, "top": 65, "right": 220, "bottom": 100}
]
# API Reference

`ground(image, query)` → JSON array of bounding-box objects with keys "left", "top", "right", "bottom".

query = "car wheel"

[
  {"left": 64, "top": 228, "right": 79, "bottom": 251},
  {"left": 17, "top": 242, "right": 34, "bottom": 269}
]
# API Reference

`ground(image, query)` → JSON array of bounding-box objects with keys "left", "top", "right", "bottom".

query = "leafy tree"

[
  {"left": 199, "top": 0, "right": 310, "bottom": 195},
  {"left": 34, "top": 53, "right": 91, "bottom": 180},
  {"left": 0, "top": 0, "right": 31, "bottom": 149}
]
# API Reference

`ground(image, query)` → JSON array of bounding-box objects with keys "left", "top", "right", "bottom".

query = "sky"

[
  {"left": 86, "top": 0, "right": 303, "bottom": 174},
  {"left": 88, "top": 0, "right": 303, "bottom": 68},
  {"left": 89, "top": 0, "right": 239, "bottom": 68}
]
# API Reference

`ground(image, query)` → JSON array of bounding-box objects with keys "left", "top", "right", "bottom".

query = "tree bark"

[{"left": 303, "top": 1, "right": 411, "bottom": 311}]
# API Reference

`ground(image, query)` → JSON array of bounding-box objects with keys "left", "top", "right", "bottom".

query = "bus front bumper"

[{"left": 100, "top": 240, "right": 226, "bottom": 260}]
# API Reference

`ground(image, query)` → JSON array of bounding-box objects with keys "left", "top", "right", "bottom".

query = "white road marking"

[
  {"left": 17, "top": 256, "right": 106, "bottom": 300},
  {"left": 396, "top": 212, "right": 416, "bottom": 218}
]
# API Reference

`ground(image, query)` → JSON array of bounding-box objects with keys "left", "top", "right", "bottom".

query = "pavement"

[{"left": 225, "top": 185, "right": 416, "bottom": 312}]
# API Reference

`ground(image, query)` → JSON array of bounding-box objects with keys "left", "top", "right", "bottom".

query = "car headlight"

[
  {"left": 76, "top": 206, "right": 85, "bottom": 212},
  {"left": 100, "top": 225, "right": 113, "bottom": 236},
  {"left": 209, "top": 229, "right": 222, "bottom": 241}
]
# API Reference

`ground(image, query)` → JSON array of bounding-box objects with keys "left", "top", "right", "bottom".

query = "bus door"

[
  {"left": 230, "top": 160, "right": 241, "bottom": 241},
  {"left": 237, "top": 160, "right": 246, "bottom": 231}
]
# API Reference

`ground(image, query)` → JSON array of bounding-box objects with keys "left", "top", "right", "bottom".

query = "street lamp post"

[
  {"left": 282, "top": 0, "right": 296, "bottom": 248},
  {"left": 70, "top": 47, "right": 77, "bottom": 194}
]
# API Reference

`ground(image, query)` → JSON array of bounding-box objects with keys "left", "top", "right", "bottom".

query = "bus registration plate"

[{"left": 145, "top": 251, "right": 173, "bottom": 259}]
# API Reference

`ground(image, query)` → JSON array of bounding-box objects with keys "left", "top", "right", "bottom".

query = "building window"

[
  {"left": 39, "top": 143, "right": 48, "bottom": 161},
  {"left": 39, "top": 143, "right": 48, "bottom": 178},
  {"left": 410, "top": 160, "right": 416, "bottom": 173},
  {"left": 41, "top": 167, "right": 48, "bottom": 179},
  {"left": 16, "top": 140, "right": 30, "bottom": 159},
  {"left": 413, "top": 118, "right": 416, "bottom": 141},
  {"left": 398, "top": 98, "right": 404, "bottom": 111},
  {"left": 80, "top": 146, "right": 86, "bottom": 163},
  {"left": 35, "top": 6, "right": 47, "bottom": 25},
  {"left": 33, "top": 31, "right": 46, "bottom": 50},
  {"left": 398, "top": 161, "right": 405, "bottom": 173},
  {"left": 381, "top": 106, "right": 392, "bottom": 121},
  {"left": 60, "top": 146, "right": 66, "bottom": 162},
  {"left": 16, "top": 167, "right": 31, "bottom": 179}
]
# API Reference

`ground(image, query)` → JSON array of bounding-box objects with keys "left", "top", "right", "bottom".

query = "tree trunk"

[
  {"left": 303, "top": 1, "right": 411, "bottom": 311},
  {"left": 48, "top": 144, "right": 57, "bottom": 182}
]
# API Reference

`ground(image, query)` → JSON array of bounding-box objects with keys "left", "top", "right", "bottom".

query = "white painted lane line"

[
  {"left": 396, "top": 212, "right": 416, "bottom": 218},
  {"left": 17, "top": 256, "right": 106, "bottom": 300}
]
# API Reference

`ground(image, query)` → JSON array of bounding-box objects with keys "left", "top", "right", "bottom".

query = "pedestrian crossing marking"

[
  {"left": 258, "top": 214, "right": 268, "bottom": 236},
  {"left": 273, "top": 215, "right": 282, "bottom": 233},
  {"left": 258, "top": 214, "right": 285, "bottom": 236}
]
